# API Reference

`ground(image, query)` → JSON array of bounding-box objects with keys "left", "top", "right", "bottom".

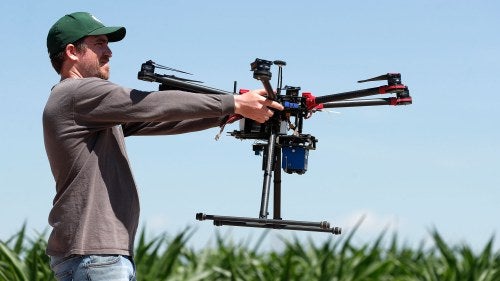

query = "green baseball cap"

[{"left": 47, "top": 12, "right": 126, "bottom": 58}]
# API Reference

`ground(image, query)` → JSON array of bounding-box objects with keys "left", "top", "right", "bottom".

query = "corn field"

[{"left": 1, "top": 223, "right": 499, "bottom": 281}]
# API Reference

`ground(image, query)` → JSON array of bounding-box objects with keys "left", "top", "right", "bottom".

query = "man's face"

[{"left": 76, "top": 35, "right": 112, "bottom": 80}]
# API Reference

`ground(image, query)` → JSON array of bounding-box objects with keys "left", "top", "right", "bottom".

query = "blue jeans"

[{"left": 50, "top": 255, "right": 136, "bottom": 281}]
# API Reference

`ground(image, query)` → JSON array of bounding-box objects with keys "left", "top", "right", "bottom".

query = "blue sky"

[{"left": 1, "top": 0, "right": 499, "bottom": 250}]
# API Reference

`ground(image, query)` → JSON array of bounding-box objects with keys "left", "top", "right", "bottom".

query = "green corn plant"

[
  {"left": 1, "top": 223, "right": 500, "bottom": 281},
  {"left": 0, "top": 223, "right": 52, "bottom": 281},
  {"left": 0, "top": 241, "right": 29, "bottom": 281}
]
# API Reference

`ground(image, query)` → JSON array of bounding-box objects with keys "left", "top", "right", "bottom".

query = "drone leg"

[
  {"left": 273, "top": 148, "right": 282, "bottom": 220},
  {"left": 196, "top": 213, "right": 342, "bottom": 235},
  {"left": 259, "top": 133, "right": 277, "bottom": 219}
]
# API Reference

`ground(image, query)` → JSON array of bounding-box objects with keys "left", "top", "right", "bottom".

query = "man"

[{"left": 44, "top": 12, "right": 283, "bottom": 281}]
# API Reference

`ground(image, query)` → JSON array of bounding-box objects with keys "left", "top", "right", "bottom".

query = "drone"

[{"left": 138, "top": 59, "right": 412, "bottom": 235}]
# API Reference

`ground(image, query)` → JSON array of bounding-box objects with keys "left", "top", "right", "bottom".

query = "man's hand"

[{"left": 233, "top": 89, "right": 284, "bottom": 123}]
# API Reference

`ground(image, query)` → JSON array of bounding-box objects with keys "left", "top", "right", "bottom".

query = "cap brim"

[{"left": 89, "top": 26, "right": 126, "bottom": 42}]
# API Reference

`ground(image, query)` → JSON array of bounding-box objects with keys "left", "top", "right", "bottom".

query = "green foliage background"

[{"left": 1, "top": 223, "right": 499, "bottom": 281}]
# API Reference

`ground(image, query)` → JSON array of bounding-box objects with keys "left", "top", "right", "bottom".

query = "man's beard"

[{"left": 81, "top": 59, "right": 110, "bottom": 80}]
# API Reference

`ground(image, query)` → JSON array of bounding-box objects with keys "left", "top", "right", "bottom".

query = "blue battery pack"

[{"left": 282, "top": 146, "right": 309, "bottom": 174}]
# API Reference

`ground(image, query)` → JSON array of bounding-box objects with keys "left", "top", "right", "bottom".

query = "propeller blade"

[
  {"left": 147, "top": 60, "right": 193, "bottom": 75},
  {"left": 358, "top": 73, "right": 401, "bottom": 84}
]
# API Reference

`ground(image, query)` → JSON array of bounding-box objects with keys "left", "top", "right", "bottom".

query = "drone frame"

[{"left": 138, "top": 59, "right": 412, "bottom": 235}]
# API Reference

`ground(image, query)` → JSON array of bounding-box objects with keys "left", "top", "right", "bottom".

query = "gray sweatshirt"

[{"left": 43, "top": 77, "right": 234, "bottom": 257}]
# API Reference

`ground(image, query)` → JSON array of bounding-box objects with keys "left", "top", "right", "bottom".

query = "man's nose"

[{"left": 104, "top": 45, "right": 112, "bottom": 57}]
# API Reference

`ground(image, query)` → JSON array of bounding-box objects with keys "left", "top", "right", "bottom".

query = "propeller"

[
  {"left": 358, "top": 73, "right": 401, "bottom": 86},
  {"left": 146, "top": 60, "right": 193, "bottom": 75}
]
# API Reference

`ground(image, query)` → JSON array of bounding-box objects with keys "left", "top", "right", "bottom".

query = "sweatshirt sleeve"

[
  {"left": 121, "top": 117, "right": 223, "bottom": 136},
  {"left": 71, "top": 78, "right": 234, "bottom": 130}
]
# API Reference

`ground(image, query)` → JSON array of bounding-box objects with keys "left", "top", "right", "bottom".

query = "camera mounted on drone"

[{"left": 138, "top": 58, "right": 412, "bottom": 235}]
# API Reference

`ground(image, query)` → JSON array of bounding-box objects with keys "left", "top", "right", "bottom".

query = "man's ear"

[{"left": 64, "top": 44, "right": 79, "bottom": 61}]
